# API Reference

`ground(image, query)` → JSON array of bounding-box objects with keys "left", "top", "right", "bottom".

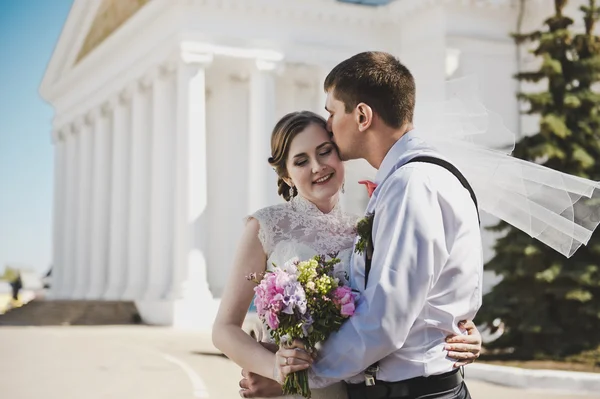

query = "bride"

[{"left": 211, "top": 111, "right": 482, "bottom": 399}]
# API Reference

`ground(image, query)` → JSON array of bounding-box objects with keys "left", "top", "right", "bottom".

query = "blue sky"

[{"left": 0, "top": 0, "right": 73, "bottom": 274}]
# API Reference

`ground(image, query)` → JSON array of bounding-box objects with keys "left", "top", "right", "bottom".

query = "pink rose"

[
  {"left": 333, "top": 286, "right": 356, "bottom": 317},
  {"left": 341, "top": 302, "right": 355, "bottom": 317},
  {"left": 333, "top": 286, "right": 353, "bottom": 305}
]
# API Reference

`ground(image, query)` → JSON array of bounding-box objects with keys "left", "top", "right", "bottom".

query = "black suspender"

[
  {"left": 407, "top": 156, "right": 480, "bottom": 224},
  {"left": 362, "top": 156, "right": 479, "bottom": 386}
]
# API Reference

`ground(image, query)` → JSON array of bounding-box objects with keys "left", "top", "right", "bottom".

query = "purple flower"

[
  {"left": 280, "top": 281, "right": 307, "bottom": 315},
  {"left": 301, "top": 314, "right": 314, "bottom": 336}
]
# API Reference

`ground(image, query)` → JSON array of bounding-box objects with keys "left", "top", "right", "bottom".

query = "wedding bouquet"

[{"left": 247, "top": 254, "right": 358, "bottom": 398}]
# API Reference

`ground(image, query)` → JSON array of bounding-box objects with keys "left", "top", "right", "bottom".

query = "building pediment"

[
  {"left": 40, "top": 0, "right": 151, "bottom": 103},
  {"left": 76, "top": 0, "right": 150, "bottom": 63}
]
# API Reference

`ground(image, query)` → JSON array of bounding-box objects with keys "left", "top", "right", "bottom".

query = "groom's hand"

[
  {"left": 239, "top": 369, "right": 283, "bottom": 398},
  {"left": 445, "top": 320, "right": 482, "bottom": 367}
]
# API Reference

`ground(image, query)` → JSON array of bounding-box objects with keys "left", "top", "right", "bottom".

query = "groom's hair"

[{"left": 324, "top": 51, "right": 415, "bottom": 129}]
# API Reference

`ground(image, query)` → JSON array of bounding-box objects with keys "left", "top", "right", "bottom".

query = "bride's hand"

[
  {"left": 445, "top": 320, "right": 482, "bottom": 367},
  {"left": 273, "top": 341, "right": 313, "bottom": 384}
]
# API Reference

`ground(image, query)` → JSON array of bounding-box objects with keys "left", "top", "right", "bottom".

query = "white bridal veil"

[{"left": 352, "top": 76, "right": 600, "bottom": 258}]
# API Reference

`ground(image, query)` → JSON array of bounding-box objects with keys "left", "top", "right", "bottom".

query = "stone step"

[{"left": 0, "top": 299, "right": 141, "bottom": 326}]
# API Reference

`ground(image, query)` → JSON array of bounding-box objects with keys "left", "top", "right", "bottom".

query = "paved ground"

[{"left": 0, "top": 326, "right": 598, "bottom": 399}]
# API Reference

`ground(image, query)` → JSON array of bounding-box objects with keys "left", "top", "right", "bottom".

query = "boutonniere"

[{"left": 354, "top": 212, "right": 374, "bottom": 255}]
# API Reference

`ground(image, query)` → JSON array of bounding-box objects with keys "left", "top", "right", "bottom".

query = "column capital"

[
  {"left": 72, "top": 116, "right": 86, "bottom": 132},
  {"left": 51, "top": 129, "right": 64, "bottom": 143},
  {"left": 229, "top": 70, "right": 250, "bottom": 83},
  {"left": 99, "top": 101, "right": 112, "bottom": 116},
  {"left": 126, "top": 76, "right": 150, "bottom": 94},
  {"left": 86, "top": 108, "right": 101, "bottom": 124},
  {"left": 118, "top": 82, "right": 136, "bottom": 103},
  {"left": 160, "top": 58, "right": 178, "bottom": 77},
  {"left": 59, "top": 123, "right": 74, "bottom": 138},
  {"left": 141, "top": 66, "right": 161, "bottom": 87},
  {"left": 180, "top": 48, "right": 213, "bottom": 67},
  {"left": 109, "top": 92, "right": 124, "bottom": 109},
  {"left": 255, "top": 58, "right": 283, "bottom": 73}
]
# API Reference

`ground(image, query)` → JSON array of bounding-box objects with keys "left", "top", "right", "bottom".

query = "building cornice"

[{"left": 189, "top": 0, "right": 534, "bottom": 26}]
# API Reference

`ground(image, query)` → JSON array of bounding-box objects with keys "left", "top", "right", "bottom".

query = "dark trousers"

[{"left": 410, "top": 381, "right": 471, "bottom": 399}]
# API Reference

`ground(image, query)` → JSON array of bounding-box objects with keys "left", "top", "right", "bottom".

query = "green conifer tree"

[{"left": 480, "top": 0, "right": 600, "bottom": 358}]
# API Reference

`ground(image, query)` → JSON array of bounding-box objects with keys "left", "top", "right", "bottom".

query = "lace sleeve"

[{"left": 246, "top": 207, "right": 277, "bottom": 256}]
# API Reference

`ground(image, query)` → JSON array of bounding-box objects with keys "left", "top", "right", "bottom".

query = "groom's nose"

[{"left": 328, "top": 128, "right": 335, "bottom": 141}]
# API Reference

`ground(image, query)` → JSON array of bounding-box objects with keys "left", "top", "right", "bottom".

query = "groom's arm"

[{"left": 311, "top": 168, "right": 447, "bottom": 380}]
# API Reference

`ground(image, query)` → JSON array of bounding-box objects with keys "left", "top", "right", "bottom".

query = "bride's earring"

[
  {"left": 289, "top": 185, "right": 296, "bottom": 198},
  {"left": 341, "top": 181, "right": 345, "bottom": 194}
]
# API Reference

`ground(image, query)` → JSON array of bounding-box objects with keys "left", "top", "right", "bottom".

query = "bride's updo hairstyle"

[{"left": 268, "top": 111, "right": 328, "bottom": 201}]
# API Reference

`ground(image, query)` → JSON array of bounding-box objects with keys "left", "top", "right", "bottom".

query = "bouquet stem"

[{"left": 283, "top": 369, "right": 311, "bottom": 398}]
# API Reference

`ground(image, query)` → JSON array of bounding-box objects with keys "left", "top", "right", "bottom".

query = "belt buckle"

[
  {"left": 365, "top": 374, "right": 376, "bottom": 387},
  {"left": 364, "top": 365, "right": 380, "bottom": 386}
]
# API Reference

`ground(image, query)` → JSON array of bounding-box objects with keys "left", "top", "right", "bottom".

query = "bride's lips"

[{"left": 313, "top": 173, "right": 334, "bottom": 185}]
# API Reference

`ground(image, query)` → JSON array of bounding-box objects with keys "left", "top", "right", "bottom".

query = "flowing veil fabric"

[{"left": 352, "top": 76, "right": 600, "bottom": 258}]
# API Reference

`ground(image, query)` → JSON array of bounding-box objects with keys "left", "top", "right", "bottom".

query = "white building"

[{"left": 41, "top": 0, "right": 563, "bottom": 328}]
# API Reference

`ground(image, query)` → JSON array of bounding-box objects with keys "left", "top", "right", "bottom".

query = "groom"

[{"left": 241, "top": 52, "right": 483, "bottom": 399}]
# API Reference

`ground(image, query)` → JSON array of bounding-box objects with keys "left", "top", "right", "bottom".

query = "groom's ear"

[{"left": 355, "top": 103, "right": 373, "bottom": 132}]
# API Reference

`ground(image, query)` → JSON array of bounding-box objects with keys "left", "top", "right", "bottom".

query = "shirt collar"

[{"left": 374, "top": 129, "right": 420, "bottom": 185}]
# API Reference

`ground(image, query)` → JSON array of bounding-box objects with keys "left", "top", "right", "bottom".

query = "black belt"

[{"left": 346, "top": 369, "right": 463, "bottom": 399}]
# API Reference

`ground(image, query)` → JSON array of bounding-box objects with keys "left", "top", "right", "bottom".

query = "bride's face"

[{"left": 285, "top": 123, "right": 345, "bottom": 207}]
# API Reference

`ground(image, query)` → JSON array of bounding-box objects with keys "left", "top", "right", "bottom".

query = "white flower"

[
  {"left": 283, "top": 257, "right": 300, "bottom": 274},
  {"left": 281, "top": 334, "right": 292, "bottom": 344}
]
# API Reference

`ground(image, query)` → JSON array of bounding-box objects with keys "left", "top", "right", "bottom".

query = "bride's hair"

[{"left": 268, "top": 111, "right": 328, "bottom": 201}]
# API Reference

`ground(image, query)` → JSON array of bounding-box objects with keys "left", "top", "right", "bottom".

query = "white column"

[
  {"left": 123, "top": 79, "right": 152, "bottom": 299},
  {"left": 248, "top": 59, "right": 279, "bottom": 213},
  {"left": 146, "top": 63, "right": 177, "bottom": 300},
  {"left": 105, "top": 89, "right": 132, "bottom": 299},
  {"left": 62, "top": 124, "right": 79, "bottom": 298},
  {"left": 170, "top": 50, "right": 214, "bottom": 327},
  {"left": 72, "top": 115, "right": 94, "bottom": 299},
  {"left": 317, "top": 65, "right": 332, "bottom": 119},
  {"left": 49, "top": 128, "right": 67, "bottom": 299},
  {"left": 87, "top": 103, "right": 112, "bottom": 299}
]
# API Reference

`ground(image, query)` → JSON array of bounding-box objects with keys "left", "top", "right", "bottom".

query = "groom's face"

[{"left": 325, "top": 90, "right": 360, "bottom": 161}]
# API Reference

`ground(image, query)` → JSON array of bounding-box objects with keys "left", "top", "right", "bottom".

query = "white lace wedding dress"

[{"left": 249, "top": 195, "right": 360, "bottom": 399}]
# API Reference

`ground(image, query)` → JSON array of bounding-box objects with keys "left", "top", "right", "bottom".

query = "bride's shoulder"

[
  {"left": 246, "top": 203, "right": 292, "bottom": 256},
  {"left": 249, "top": 203, "right": 291, "bottom": 221}
]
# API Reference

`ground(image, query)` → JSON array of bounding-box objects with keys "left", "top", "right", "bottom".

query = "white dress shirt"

[{"left": 310, "top": 130, "right": 483, "bottom": 385}]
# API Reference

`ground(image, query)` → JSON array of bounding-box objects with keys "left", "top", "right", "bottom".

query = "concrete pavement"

[{"left": 0, "top": 326, "right": 597, "bottom": 399}]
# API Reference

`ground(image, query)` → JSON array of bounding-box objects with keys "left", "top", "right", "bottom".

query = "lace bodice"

[
  {"left": 248, "top": 195, "right": 359, "bottom": 399},
  {"left": 250, "top": 195, "right": 359, "bottom": 267}
]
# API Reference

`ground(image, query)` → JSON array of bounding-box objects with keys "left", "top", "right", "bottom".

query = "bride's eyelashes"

[{"left": 293, "top": 148, "right": 334, "bottom": 167}]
